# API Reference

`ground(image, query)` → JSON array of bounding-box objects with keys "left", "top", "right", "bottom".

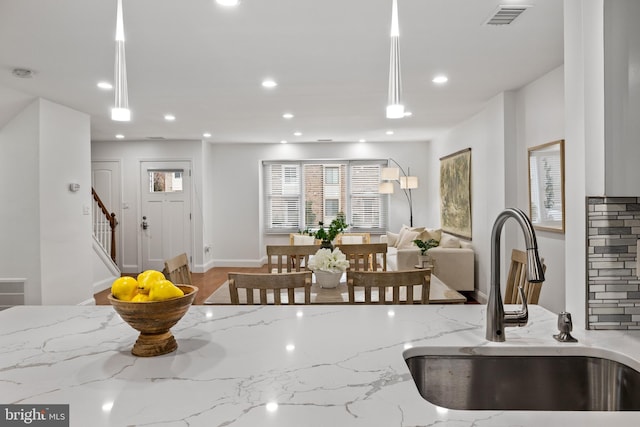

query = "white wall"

[
  {"left": 0, "top": 100, "right": 42, "bottom": 304},
  {"left": 515, "top": 66, "right": 566, "bottom": 313},
  {"left": 424, "top": 66, "right": 565, "bottom": 313},
  {"left": 604, "top": 0, "right": 640, "bottom": 195},
  {"left": 92, "top": 140, "right": 205, "bottom": 273},
  {"left": 39, "top": 99, "right": 92, "bottom": 304},
  {"left": 207, "top": 141, "right": 430, "bottom": 266},
  {"left": 0, "top": 98, "right": 92, "bottom": 305},
  {"left": 426, "top": 94, "right": 511, "bottom": 300}
]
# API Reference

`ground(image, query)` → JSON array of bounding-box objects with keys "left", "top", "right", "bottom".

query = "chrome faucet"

[{"left": 486, "top": 208, "right": 545, "bottom": 342}]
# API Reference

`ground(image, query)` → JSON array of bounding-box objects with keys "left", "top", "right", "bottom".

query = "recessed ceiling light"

[
  {"left": 386, "top": 130, "right": 394, "bottom": 135},
  {"left": 115, "top": 134, "right": 124, "bottom": 139},
  {"left": 280, "top": 140, "right": 288, "bottom": 144},
  {"left": 282, "top": 113, "right": 294, "bottom": 119},
  {"left": 97, "top": 81, "right": 113, "bottom": 90},
  {"left": 293, "top": 131, "right": 302, "bottom": 136},
  {"left": 216, "top": 0, "right": 240, "bottom": 6},
  {"left": 404, "top": 111, "right": 413, "bottom": 117},
  {"left": 262, "top": 79, "right": 277, "bottom": 88},
  {"left": 203, "top": 132, "right": 212, "bottom": 138},
  {"left": 164, "top": 114, "right": 176, "bottom": 121},
  {"left": 432, "top": 75, "right": 448, "bottom": 84},
  {"left": 359, "top": 139, "right": 367, "bottom": 143}
]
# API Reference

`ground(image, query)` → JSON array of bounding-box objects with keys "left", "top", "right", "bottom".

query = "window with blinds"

[
  {"left": 264, "top": 160, "right": 388, "bottom": 233},
  {"left": 528, "top": 140, "right": 564, "bottom": 231}
]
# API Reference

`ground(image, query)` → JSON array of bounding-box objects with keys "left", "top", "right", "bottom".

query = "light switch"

[{"left": 83, "top": 204, "right": 90, "bottom": 215}]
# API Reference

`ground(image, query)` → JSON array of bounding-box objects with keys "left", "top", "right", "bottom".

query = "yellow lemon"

[
  {"left": 148, "top": 280, "right": 185, "bottom": 301},
  {"left": 111, "top": 276, "right": 139, "bottom": 301},
  {"left": 131, "top": 293, "right": 149, "bottom": 302},
  {"left": 136, "top": 270, "right": 165, "bottom": 294}
]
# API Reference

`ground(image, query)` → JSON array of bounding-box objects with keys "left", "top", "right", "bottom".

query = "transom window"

[{"left": 264, "top": 160, "right": 388, "bottom": 233}]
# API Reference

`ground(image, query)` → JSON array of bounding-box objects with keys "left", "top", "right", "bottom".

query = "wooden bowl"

[{"left": 108, "top": 284, "right": 198, "bottom": 357}]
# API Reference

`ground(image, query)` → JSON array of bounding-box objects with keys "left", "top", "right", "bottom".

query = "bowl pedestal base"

[{"left": 132, "top": 331, "right": 177, "bottom": 357}]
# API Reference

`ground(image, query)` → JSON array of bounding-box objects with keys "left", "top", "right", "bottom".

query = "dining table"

[{"left": 205, "top": 273, "right": 467, "bottom": 305}]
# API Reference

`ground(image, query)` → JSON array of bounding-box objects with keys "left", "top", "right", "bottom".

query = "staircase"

[{"left": 92, "top": 188, "right": 120, "bottom": 294}]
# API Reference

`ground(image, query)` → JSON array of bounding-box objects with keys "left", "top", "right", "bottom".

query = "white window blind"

[
  {"left": 529, "top": 152, "right": 562, "bottom": 224},
  {"left": 350, "top": 163, "right": 386, "bottom": 229},
  {"left": 265, "top": 163, "right": 301, "bottom": 230},
  {"left": 263, "top": 160, "right": 387, "bottom": 233}
]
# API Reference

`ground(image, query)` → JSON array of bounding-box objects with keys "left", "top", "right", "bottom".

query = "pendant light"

[
  {"left": 112, "top": 0, "right": 130, "bottom": 121},
  {"left": 386, "top": 0, "right": 404, "bottom": 119}
]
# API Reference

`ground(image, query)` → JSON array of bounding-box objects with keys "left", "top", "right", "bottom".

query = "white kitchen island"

[{"left": 1, "top": 304, "right": 640, "bottom": 426}]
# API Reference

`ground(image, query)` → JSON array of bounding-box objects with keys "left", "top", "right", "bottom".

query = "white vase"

[{"left": 314, "top": 270, "right": 342, "bottom": 288}]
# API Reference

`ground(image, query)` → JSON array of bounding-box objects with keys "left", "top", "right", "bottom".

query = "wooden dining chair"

[
  {"left": 336, "top": 243, "right": 387, "bottom": 271},
  {"left": 266, "top": 244, "right": 319, "bottom": 273},
  {"left": 504, "top": 249, "right": 547, "bottom": 304},
  {"left": 335, "top": 232, "right": 371, "bottom": 245},
  {"left": 164, "top": 253, "right": 193, "bottom": 285},
  {"left": 347, "top": 269, "right": 431, "bottom": 304},
  {"left": 228, "top": 271, "right": 312, "bottom": 304}
]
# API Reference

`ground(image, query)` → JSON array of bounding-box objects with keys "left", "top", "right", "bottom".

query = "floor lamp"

[{"left": 379, "top": 159, "right": 418, "bottom": 226}]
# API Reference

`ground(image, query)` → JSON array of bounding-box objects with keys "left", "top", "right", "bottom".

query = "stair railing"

[{"left": 91, "top": 188, "right": 118, "bottom": 262}]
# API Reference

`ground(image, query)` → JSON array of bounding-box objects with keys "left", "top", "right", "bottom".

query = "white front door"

[
  {"left": 140, "top": 161, "right": 192, "bottom": 271},
  {"left": 91, "top": 160, "right": 122, "bottom": 267}
]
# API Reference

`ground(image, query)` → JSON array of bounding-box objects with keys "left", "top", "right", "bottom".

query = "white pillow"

[
  {"left": 341, "top": 235, "right": 363, "bottom": 244},
  {"left": 397, "top": 225, "right": 425, "bottom": 248},
  {"left": 293, "top": 234, "right": 315, "bottom": 245},
  {"left": 386, "top": 231, "right": 399, "bottom": 247},
  {"left": 439, "top": 233, "right": 461, "bottom": 248},
  {"left": 396, "top": 230, "right": 420, "bottom": 249},
  {"left": 418, "top": 228, "right": 442, "bottom": 243}
]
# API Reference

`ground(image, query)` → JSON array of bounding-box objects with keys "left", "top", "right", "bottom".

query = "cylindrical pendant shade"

[
  {"left": 381, "top": 167, "right": 400, "bottom": 181},
  {"left": 112, "top": 0, "right": 130, "bottom": 122},
  {"left": 386, "top": 0, "right": 404, "bottom": 119},
  {"left": 378, "top": 182, "right": 394, "bottom": 194},
  {"left": 400, "top": 176, "right": 418, "bottom": 189}
]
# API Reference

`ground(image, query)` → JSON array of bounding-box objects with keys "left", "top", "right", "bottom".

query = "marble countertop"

[{"left": 1, "top": 304, "right": 640, "bottom": 426}]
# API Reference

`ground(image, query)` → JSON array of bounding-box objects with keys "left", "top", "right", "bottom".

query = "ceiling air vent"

[
  {"left": 317, "top": 139, "right": 333, "bottom": 142},
  {"left": 146, "top": 136, "right": 166, "bottom": 140},
  {"left": 484, "top": 5, "right": 531, "bottom": 26}
]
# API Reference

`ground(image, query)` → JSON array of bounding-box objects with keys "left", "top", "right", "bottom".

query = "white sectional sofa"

[{"left": 379, "top": 226, "right": 475, "bottom": 291}]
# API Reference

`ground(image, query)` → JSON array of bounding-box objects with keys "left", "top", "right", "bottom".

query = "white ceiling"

[{"left": 0, "top": 0, "right": 563, "bottom": 144}]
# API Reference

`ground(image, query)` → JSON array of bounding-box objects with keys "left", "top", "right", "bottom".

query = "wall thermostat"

[{"left": 68, "top": 183, "right": 80, "bottom": 192}]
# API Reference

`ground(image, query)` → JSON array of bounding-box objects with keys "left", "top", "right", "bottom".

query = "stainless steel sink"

[{"left": 405, "top": 351, "right": 640, "bottom": 411}]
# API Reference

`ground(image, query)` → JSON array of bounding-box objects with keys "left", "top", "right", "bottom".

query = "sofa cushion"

[
  {"left": 439, "top": 233, "right": 462, "bottom": 248},
  {"left": 385, "top": 231, "right": 399, "bottom": 247},
  {"left": 397, "top": 225, "right": 424, "bottom": 247},
  {"left": 418, "top": 228, "right": 442, "bottom": 243},
  {"left": 396, "top": 230, "right": 420, "bottom": 249}
]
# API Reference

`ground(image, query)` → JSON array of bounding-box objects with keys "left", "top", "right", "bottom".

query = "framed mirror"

[{"left": 528, "top": 139, "right": 565, "bottom": 233}]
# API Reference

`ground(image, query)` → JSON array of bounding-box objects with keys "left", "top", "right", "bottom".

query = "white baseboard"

[
  {"left": 121, "top": 264, "right": 140, "bottom": 274},
  {"left": 473, "top": 289, "right": 488, "bottom": 304},
  {"left": 192, "top": 259, "right": 215, "bottom": 273},
  {"left": 93, "top": 277, "right": 116, "bottom": 295},
  {"left": 211, "top": 258, "right": 265, "bottom": 268}
]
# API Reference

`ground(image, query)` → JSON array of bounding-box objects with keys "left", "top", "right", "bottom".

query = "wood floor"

[{"left": 94, "top": 266, "right": 268, "bottom": 305}]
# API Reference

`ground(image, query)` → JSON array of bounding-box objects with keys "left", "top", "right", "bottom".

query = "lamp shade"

[
  {"left": 400, "top": 176, "right": 418, "bottom": 189},
  {"left": 381, "top": 167, "right": 400, "bottom": 181},
  {"left": 378, "top": 182, "right": 394, "bottom": 194}
]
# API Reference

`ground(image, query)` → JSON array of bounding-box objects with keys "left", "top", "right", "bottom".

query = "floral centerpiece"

[{"left": 308, "top": 247, "right": 350, "bottom": 288}]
